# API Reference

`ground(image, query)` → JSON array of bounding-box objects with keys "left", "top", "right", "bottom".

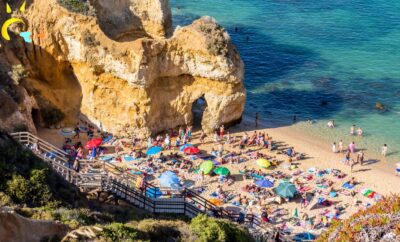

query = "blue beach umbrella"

[
  {"left": 159, "top": 171, "right": 180, "bottom": 188},
  {"left": 255, "top": 179, "right": 274, "bottom": 188},
  {"left": 294, "top": 232, "right": 316, "bottom": 241},
  {"left": 179, "top": 143, "right": 193, "bottom": 152},
  {"left": 145, "top": 187, "right": 162, "bottom": 198},
  {"left": 146, "top": 146, "right": 163, "bottom": 156}
]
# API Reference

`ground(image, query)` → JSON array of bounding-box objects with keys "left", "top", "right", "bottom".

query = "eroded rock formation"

[{"left": 0, "top": 0, "right": 245, "bottom": 136}]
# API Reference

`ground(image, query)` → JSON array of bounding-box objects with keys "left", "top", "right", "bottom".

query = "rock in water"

[
  {"left": 375, "top": 102, "right": 386, "bottom": 111},
  {"left": 0, "top": 0, "right": 245, "bottom": 137}
]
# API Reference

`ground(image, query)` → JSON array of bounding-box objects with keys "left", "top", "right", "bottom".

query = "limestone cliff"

[{"left": 0, "top": 0, "right": 245, "bottom": 136}]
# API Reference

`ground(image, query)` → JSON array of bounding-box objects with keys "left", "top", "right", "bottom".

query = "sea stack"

[{"left": 0, "top": 0, "right": 245, "bottom": 137}]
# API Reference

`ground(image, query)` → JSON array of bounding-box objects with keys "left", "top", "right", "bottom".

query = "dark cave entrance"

[
  {"left": 31, "top": 108, "right": 42, "bottom": 128},
  {"left": 191, "top": 96, "right": 207, "bottom": 130}
]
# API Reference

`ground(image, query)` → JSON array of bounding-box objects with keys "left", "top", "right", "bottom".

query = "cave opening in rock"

[
  {"left": 31, "top": 108, "right": 42, "bottom": 129},
  {"left": 192, "top": 96, "right": 207, "bottom": 130}
]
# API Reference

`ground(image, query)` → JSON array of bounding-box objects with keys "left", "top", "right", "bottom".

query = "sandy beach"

[{"left": 38, "top": 117, "right": 400, "bottom": 236}]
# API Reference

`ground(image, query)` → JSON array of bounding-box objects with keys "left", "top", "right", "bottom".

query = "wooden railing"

[{"left": 10, "top": 132, "right": 287, "bottom": 241}]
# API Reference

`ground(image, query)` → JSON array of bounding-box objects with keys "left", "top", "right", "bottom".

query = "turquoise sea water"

[{"left": 170, "top": 0, "right": 400, "bottom": 162}]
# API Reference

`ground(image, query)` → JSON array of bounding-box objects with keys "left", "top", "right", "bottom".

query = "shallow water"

[{"left": 170, "top": 0, "right": 400, "bottom": 162}]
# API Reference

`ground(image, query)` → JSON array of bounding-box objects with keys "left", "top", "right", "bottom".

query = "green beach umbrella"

[
  {"left": 214, "top": 166, "right": 230, "bottom": 176},
  {"left": 274, "top": 182, "right": 297, "bottom": 198},
  {"left": 199, "top": 160, "right": 213, "bottom": 175}
]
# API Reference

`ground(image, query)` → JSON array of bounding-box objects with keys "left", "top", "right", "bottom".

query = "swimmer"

[
  {"left": 357, "top": 127, "right": 363, "bottom": 137},
  {"left": 327, "top": 120, "right": 334, "bottom": 128},
  {"left": 350, "top": 124, "right": 355, "bottom": 136}
]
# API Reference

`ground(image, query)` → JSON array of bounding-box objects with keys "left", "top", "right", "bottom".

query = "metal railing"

[{"left": 10, "top": 132, "right": 285, "bottom": 240}]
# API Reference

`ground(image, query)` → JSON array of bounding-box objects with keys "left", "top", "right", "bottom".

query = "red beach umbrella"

[
  {"left": 183, "top": 146, "right": 200, "bottom": 155},
  {"left": 85, "top": 138, "right": 102, "bottom": 149}
]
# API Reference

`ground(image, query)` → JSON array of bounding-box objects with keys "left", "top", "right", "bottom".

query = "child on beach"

[{"left": 348, "top": 141, "right": 356, "bottom": 153}]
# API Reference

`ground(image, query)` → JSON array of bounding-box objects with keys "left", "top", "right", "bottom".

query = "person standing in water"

[
  {"left": 357, "top": 127, "right": 363, "bottom": 137},
  {"left": 381, "top": 144, "right": 388, "bottom": 156},
  {"left": 350, "top": 125, "right": 356, "bottom": 136}
]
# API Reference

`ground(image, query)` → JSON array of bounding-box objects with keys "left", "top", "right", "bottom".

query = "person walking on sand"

[
  {"left": 350, "top": 124, "right": 356, "bottom": 136},
  {"left": 339, "top": 140, "right": 343, "bottom": 153},
  {"left": 381, "top": 144, "right": 388, "bottom": 156},
  {"left": 219, "top": 125, "right": 225, "bottom": 139},
  {"left": 396, "top": 162, "right": 400, "bottom": 176},
  {"left": 350, "top": 159, "right": 355, "bottom": 173},
  {"left": 357, "top": 127, "right": 363, "bottom": 137},
  {"left": 357, "top": 150, "right": 364, "bottom": 166},
  {"left": 332, "top": 142, "right": 337, "bottom": 153}
]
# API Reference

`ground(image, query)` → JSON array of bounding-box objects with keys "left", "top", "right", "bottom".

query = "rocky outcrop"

[
  {"left": 0, "top": 0, "right": 245, "bottom": 136},
  {"left": 0, "top": 208, "right": 68, "bottom": 242}
]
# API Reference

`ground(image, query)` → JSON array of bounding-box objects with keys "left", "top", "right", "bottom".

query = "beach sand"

[{"left": 38, "top": 117, "right": 400, "bottom": 235}]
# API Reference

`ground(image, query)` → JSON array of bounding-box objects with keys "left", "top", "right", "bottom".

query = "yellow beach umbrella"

[{"left": 256, "top": 158, "right": 271, "bottom": 168}]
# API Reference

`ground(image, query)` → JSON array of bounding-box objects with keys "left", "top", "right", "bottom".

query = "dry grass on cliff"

[
  {"left": 196, "top": 18, "right": 229, "bottom": 56},
  {"left": 317, "top": 195, "right": 400, "bottom": 241}
]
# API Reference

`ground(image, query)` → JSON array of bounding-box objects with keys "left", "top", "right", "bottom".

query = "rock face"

[
  {"left": 0, "top": 0, "right": 245, "bottom": 136},
  {"left": 0, "top": 209, "right": 68, "bottom": 242}
]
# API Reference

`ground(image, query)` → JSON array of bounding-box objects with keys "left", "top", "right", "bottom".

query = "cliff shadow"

[{"left": 13, "top": 39, "right": 83, "bottom": 129}]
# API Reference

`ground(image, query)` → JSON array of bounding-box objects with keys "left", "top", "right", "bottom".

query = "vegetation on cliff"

[{"left": 317, "top": 195, "right": 400, "bottom": 241}]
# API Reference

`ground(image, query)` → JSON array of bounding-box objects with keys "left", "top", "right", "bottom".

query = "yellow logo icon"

[{"left": 1, "top": 1, "right": 31, "bottom": 43}]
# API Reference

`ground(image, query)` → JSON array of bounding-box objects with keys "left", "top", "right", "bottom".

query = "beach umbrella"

[
  {"left": 255, "top": 179, "right": 274, "bottom": 188},
  {"left": 214, "top": 167, "right": 230, "bottom": 176},
  {"left": 183, "top": 146, "right": 200, "bottom": 155},
  {"left": 59, "top": 128, "right": 75, "bottom": 137},
  {"left": 85, "top": 138, "right": 102, "bottom": 149},
  {"left": 179, "top": 143, "right": 193, "bottom": 152},
  {"left": 159, "top": 171, "right": 180, "bottom": 188},
  {"left": 199, "top": 160, "right": 213, "bottom": 174},
  {"left": 294, "top": 232, "right": 316, "bottom": 241},
  {"left": 145, "top": 187, "right": 162, "bottom": 198},
  {"left": 146, "top": 146, "right": 163, "bottom": 156},
  {"left": 274, "top": 182, "right": 297, "bottom": 198},
  {"left": 256, "top": 158, "right": 271, "bottom": 168}
]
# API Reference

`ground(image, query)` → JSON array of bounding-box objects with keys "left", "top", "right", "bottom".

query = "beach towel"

[
  {"left": 123, "top": 156, "right": 135, "bottom": 162},
  {"left": 100, "top": 155, "right": 114, "bottom": 161},
  {"left": 251, "top": 174, "right": 264, "bottom": 180},
  {"left": 329, "top": 191, "right": 338, "bottom": 198},
  {"left": 342, "top": 183, "right": 355, "bottom": 189},
  {"left": 308, "top": 167, "right": 316, "bottom": 173}
]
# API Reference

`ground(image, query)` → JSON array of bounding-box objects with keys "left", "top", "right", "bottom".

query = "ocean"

[{"left": 170, "top": 0, "right": 400, "bottom": 162}]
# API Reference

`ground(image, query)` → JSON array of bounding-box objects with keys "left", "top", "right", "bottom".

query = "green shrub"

[
  {"left": 190, "top": 214, "right": 253, "bottom": 242},
  {"left": 58, "top": 0, "right": 89, "bottom": 14},
  {"left": 0, "top": 192, "right": 13, "bottom": 206},
  {"left": 101, "top": 223, "right": 143, "bottom": 242},
  {"left": 6, "top": 174, "right": 30, "bottom": 203}
]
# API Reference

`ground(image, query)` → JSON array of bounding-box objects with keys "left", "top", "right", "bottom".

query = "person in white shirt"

[
  {"left": 381, "top": 144, "right": 388, "bottom": 156},
  {"left": 332, "top": 142, "right": 337, "bottom": 153}
]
